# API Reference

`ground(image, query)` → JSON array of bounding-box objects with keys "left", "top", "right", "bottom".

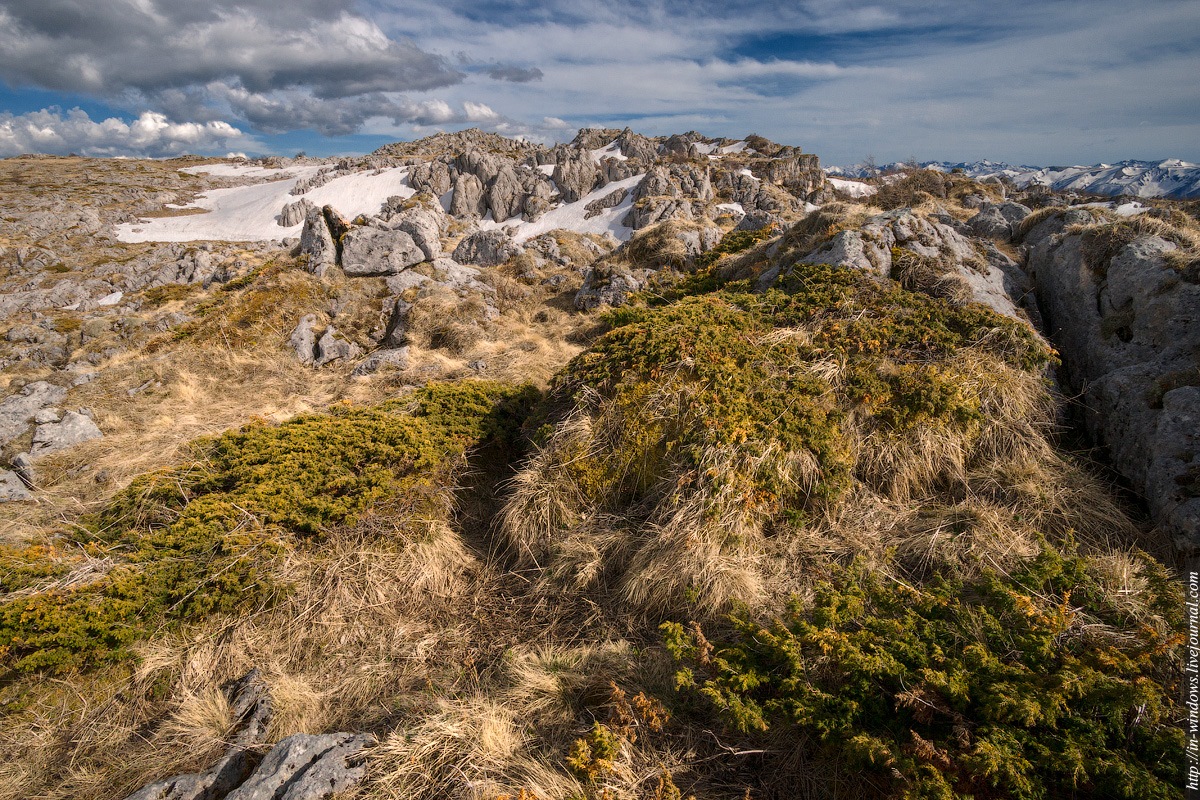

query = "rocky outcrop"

[
  {"left": 298, "top": 207, "right": 336, "bottom": 277},
  {"left": 487, "top": 165, "right": 526, "bottom": 222},
  {"left": 575, "top": 267, "right": 643, "bottom": 311},
  {"left": 762, "top": 153, "right": 824, "bottom": 197},
  {"left": 278, "top": 198, "right": 316, "bottom": 228},
  {"left": 409, "top": 160, "right": 453, "bottom": 197},
  {"left": 388, "top": 205, "right": 444, "bottom": 262},
  {"left": 762, "top": 209, "right": 1030, "bottom": 321},
  {"left": 0, "top": 381, "right": 68, "bottom": 449},
  {"left": 340, "top": 228, "right": 425, "bottom": 276},
  {"left": 125, "top": 669, "right": 368, "bottom": 800},
  {"left": 552, "top": 156, "right": 600, "bottom": 203},
  {"left": 223, "top": 733, "right": 369, "bottom": 800},
  {"left": 584, "top": 188, "right": 629, "bottom": 219},
  {"left": 314, "top": 327, "right": 362, "bottom": 367},
  {"left": 0, "top": 469, "right": 31, "bottom": 501},
  {"left": 452, "top": 230, "right": 523, "bottom": 267},
  {"left": 967, "top": 201, "right": 1032, "bottom": 241},
  {"left": 449, "top": 173, "right": 486, "bottom": 218},
  {"left": 1025, "top": 215, "right": 1200, "bottom": 551},
  {"left": 288, "top": 315, "right": 319, "bottom": 366},
  {"left": 30, "top": 410, "right": 103, "bottom": 456}
]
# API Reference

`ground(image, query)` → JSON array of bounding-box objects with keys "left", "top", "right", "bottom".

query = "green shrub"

[
  {"left": 0, "top": 382, "right": 537, "bottom": 674},
  {"left": 665, "top": 548, "right": 1184, "bottom": 800},
  {"left": 552, "top": 262, "right": 1050, "bottom": 512}
]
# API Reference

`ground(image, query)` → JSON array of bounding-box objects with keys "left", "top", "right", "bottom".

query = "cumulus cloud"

[
  {"left": 487, "top": 65, "right": 544, "bottom": 83},
  {"left": 0, "top": 0, "right": 484, "bottom": 141},
  {"left": 0, "top": 1, "right": 461, "bottom": 98},
  {"left": 0, "top": 107, "right": 258, "bottom": 157}
]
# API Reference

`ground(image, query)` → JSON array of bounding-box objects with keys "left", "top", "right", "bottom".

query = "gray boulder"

[
  {"left": 575, "top": 268, "right": 644, "bottom": 311},
  {"left": 0, "top": 469, "right": 31, "bottom": 502},
  {"left": 1029, "top": 227, "right": 1200, "bottom": 552},
  {"left": 452, "top": 230, "right": 523, "bottom": 267},
  {"left": 298, "top": 207, "right": 336, "bottom": 278},
  {"left": 223, "top": 733, "right": 369, "bottom": 800},
  {"left": 352, "top": 347, "right": 410, "bottom": 377},
  {"left": 552, "top": 156, "right": 600, "bottom": 203},
  {"left": 124, "top": 670, "right": 274, "bottom": 800},
  {"left": 409, "top": 160, "right": 453, "bottom": 196},
  {"left": 30, "top": 410, "right": 103, "bottom": 456},
  {"left": 449, "top": 173, "right": 486, "bottom": 218},
  {"left": 340, "top": 228, "right": 425, "bottom": 276},
  {"left": 967, "top": 206, "right": 1013, "bottom": 240},
  {"left": 0, "top": 381, "right": 68, "bottom": 449},
  {"left": 487, "top": 165, "right": 526, "bottom": 222},
  {"left": 288, "top": 315, "right": 319, "bottom": 365},
  {"left": 584, "top": 188, "right": 629, "bottom": 219},
  {"left": 623, "top": 198, "right": 693, "bottom": 230},
  {"left": 381, "top": 299, "right": 412, "bottom": 347},
  {"left": 279, "top": 198, "right": 317, "bottom": 228},
  {"left": 390, "top": 206, "right": 443, "bottom": 261},
  {"left": 314, "top": 328, "right": 362, "bottom": 367}
]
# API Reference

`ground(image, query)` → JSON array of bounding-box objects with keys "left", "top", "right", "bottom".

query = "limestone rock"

[
  {"left": 11, "top": 452, "right": 35, "bottom": 489},
  {"left": 584, "top": 188, "right": 629, "bottom": 219},
  {"left": 390, "top": 206, "right": 444, "bottom": 261},
  {"left": 340, "top": 228, "right": 424, "bottom": 276},
  {"left": 352, "top": 347, "right": 410, "bottom": 377},
  {"left": 288, "top": 315, "right": 319, "bottom": 365},
  {"left": 452, "top": 230, "right": 523, "bottom": 267},
  {"left": 381, "top": 298, "right": 412, "bottom": 347},
  {"left": 487, "top": 165, "right": 526, "bottom": 222},
  {"left": 298, "top": 207, "right": 336, "bottom": 278},
  {"left": 314, "top": 328, "right": 362, "bottom": 367},
  {"left": 222, "top": 733, "right": 369, "bottom": 800},
  {"left": 449, "top": 173, "right": 486, "bottom": 218},
  {"left": 552, "top": 156, "right": 600, "bottom": 203},
  {"left": 0, "top": 381, "right": 68, "bottom": 449},
  {"left": 0, "top": 469, "right": 31, "bottom": 501},
  {"left": 279, "top": 198, "right": 317, "bottom": 228},
  {"left": 409, "top": 160, "right": 453, "bottom": 196},
  {"left": 30, "top": 410, "right": 103, "bottom": 456},
  {"left": 123, "top": 670, "right": 273, "bottom": 800},
  {"left": 522, "top": 180, "right": 555, "bottom": 221},
  {"left": 968, "top": 206, "right": 1013, "bottom": 240},
  {"left": 575, "top": 267, "right": 643, "bottom": 310},
  {"left": 1028, "top": 225, "right": 1200, "bottom": 552},
  {"left": 764, "top": 153, "right": 823, "bottom": 196},
  {"left": 623, "top": 198, "right": 693, "bottom": 230}
]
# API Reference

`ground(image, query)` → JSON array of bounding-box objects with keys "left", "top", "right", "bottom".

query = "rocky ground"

[{"left": 0, "top": 130, "right": 1194, "bottom": 800}]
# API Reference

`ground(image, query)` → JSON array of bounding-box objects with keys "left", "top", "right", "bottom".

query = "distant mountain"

[{"left": 828, "top": 158, "right": 1200, "bottom": 199}]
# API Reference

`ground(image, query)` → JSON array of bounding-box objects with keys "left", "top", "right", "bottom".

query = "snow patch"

[
  {"left": 115, "top": 166, "right": 416, "bottom": 242},
  {"left": 477, "top": 174, "right": 645, "bottom": 244},
  {"left": 827, "top": 177, "right": 877, "bottom": 198}
]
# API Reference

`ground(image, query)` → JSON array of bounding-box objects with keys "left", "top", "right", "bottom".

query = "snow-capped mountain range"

[{"left": 827, "top": 158, "right": 1200, "bottom": 200}]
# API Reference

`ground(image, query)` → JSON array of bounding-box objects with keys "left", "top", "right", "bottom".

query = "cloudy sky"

[{"left": 0, "top": 0, "right": 1197, "bottom": 165}]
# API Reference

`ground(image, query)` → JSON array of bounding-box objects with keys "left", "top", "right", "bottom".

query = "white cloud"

[{"left": 0, "top": 108, "right": 259, "bottom": 158}]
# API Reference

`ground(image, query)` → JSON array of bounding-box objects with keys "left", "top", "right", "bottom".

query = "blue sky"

[{"left": 1, "top": 0, "right": 1197, "bottom": 165}]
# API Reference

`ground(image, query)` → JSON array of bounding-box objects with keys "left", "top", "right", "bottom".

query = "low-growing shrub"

[
  {"left": 665, "top": 547, "right": 1184, "bottom": 799},
  {"left": 0, "top": 381, "right": 536, "bottom": 674}
]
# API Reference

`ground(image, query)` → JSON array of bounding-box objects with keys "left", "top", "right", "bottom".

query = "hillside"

[{"left": 0, "top": 130, "right": 1194, "bottom": 800}]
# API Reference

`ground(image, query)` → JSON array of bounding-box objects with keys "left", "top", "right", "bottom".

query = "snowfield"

[
  {"left": 115, "top": 164, "right": 416, "bottom": 243},
  {"left": 115, "top": 163, "right": 645, "bottom": 245}
]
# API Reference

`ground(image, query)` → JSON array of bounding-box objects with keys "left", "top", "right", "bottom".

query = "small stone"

[
  {"left": 0, "top": 470, "right": 31, "bottom": 502},
  {"left": 30, "top": 410, "right": 102, "bottom": 456}
]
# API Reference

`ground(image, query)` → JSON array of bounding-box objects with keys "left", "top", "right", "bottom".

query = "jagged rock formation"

[
  {"left": 124, "top": 669, "right": 368, "bottom": 800},
  {"left": 1024, "top": 211, "right": 1200, "bottom": 550}
]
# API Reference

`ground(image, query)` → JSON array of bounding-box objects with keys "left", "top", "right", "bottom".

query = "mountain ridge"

[{"left": 829, "top": 157, "right": 1200, "bottom": 199}]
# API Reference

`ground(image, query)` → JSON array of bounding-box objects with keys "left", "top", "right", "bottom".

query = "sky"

[{"left": 0, "top": 0, "right": 1197, "bottom": 166}]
